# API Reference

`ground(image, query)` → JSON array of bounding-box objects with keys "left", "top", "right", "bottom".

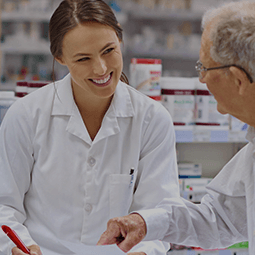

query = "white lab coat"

[
  {"left": 0, "top": 74, "right": 179, "bottom": 255},
  {"left": 139, "top": 127, "right": 255, "bottom": 254}
]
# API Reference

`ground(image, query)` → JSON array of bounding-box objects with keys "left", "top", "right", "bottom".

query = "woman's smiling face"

[{"left": 57, "top": 22, "right": 123, "bottom": 100}]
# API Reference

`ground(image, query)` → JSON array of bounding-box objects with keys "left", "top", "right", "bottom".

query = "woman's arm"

[{"left": 0, "top": 99, "right": 37, "bottom": 254}]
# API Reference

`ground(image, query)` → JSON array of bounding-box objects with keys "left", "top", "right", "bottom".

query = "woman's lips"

[{"left": 90, "top": 72, "right": 113, "bottom": 87}]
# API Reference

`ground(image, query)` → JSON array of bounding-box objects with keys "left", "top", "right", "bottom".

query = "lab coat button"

[
  {"left": 85, "top": 203, "right": 92, "bottom": 212},
  {"left": 88, "top": 157, "right": 96, "bottom": 167}
]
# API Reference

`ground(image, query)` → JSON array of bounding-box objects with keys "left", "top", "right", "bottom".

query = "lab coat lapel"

[
  {"left": 93, "top": 103, "right": 120, "bottom": 144},
  {"left": 67, "top": 103, "right": 92, "bottom": 145},
  {"left": 51, "top": 73, "right": 92, "bottom": 145},
  {"left": 51, "top": 77, "right": 135, "bottom": 145},
  {"left": 93, "top": 81, "right": 135, "bottom": 144},
  {"left": 51, "top": 74, "right": 73, "bottom": 116}
]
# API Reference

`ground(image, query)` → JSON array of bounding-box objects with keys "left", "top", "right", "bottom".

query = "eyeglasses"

[{"left": 195, "top": 60, "right": 253, "bottom": 83}]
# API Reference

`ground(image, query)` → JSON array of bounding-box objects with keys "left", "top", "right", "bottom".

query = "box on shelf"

[
  {"left": 178, "top": 162, "right": 202, "bottom": 178},
  {"left": 130, "top": 58, "right": 162, "bottom": 96},
  {"left": 15, "top": 80, "right": 28, "bottom": 97},
  {"left": 161, "top": 77, "right": 196, "bottom": 129},
  {"left": 15, "top": 80, "right": 50, "bottom": 97},
  {"left": 228, "top": 242, "right": 248, "bottom": 249},
  {"left": 180, "top": 178, "right": 211, "bottom": 192},
  {"left": 179, "top": 178, "right": 211, "bottom": 203}
]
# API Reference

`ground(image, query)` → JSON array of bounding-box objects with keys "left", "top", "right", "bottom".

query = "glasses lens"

[
  {"left": 195, "top": 61, "right": 203, "bottom": 78},
  {"left": 195, "top": 61, "right": 202, "bottom": 70}
]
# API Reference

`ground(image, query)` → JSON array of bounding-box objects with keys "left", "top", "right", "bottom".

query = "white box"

[{"left": 178, "top": 163, "right": 202, "bottom": 178}]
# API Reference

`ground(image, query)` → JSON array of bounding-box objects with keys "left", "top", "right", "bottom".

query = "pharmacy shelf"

[
  {"left": 1, "top": 11, "right": 53, "bottom": 22},
  {"left": 127, "top": 48, "right": 199, "bottom": 60},
  {"left": 1, "top": 43, "right": 51, "bottom": 54},
  {"left": 175, "top": 129, "right": 248, "bottom": 143},
  {"left": 129, "top": 8, "right": 203, "bottom": 21},
  {"left": 2, "top": 10, "right": 127, "bottom": 24},
  {"left": 0, "top": 82, "right": 18, "bottom": 91}
]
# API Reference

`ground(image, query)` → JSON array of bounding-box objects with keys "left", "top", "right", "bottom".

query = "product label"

[
  {"left": 162, "top": 89, "right": 195, "bottom": 126},
  {"left": 130, "top": 59, "right": 162, "bottom": 94}
]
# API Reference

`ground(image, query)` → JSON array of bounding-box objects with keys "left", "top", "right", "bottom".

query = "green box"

[{"left": 228, "top": 242, "right": 248, "bottom": 249}]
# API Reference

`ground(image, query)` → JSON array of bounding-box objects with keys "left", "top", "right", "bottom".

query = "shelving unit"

[
  {"left": 120, "top": 1, "right": 202, "bottom": 77},
  {"left": 0, "top": 0, "right": 67, "bottom": 90},
  {"left": 129, "top": 8, "right": 203, "bottom": 20},
  {"left": 1, "top": 10, "right": 53, "bottom": 21},
  {"left": 175, "top": 129, "right": 247, "bottom": 143}
]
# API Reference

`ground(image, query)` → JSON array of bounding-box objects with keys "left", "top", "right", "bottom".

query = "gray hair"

[{"left": 201, "top": 1, "right": 255, "bottom": 81}]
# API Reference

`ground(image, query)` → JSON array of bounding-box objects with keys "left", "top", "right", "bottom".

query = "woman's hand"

[{"left": 12, "top": 244, "right": 42, "bottom": 255}]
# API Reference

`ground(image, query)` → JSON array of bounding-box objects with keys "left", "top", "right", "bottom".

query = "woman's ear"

[
  {"left": 55, "top": 57, "right": 66, "bottom": 66},
  {"left": 229, "top": 66, "right": 249, "bottom": 95}
]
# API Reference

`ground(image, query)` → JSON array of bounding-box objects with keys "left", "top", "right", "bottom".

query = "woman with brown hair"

[{"left": 0, "top": 1, "right": 179, "bottom": 254}]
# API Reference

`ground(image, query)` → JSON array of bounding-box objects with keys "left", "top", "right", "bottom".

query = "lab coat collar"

[
  {"left": 51, "top": 73, "right": 135, "bottom": 145},
  {"left": 51, "top": 73, "right": 74, "bottom": 116},
  {"left": 111, "top": 80, "right": 135, "bottom": 118},
  {"left": 246, "top": 126, "right": 255, "bottom": 144},
  {"left": 51, "top": 73, "right": 135, "bottom": 118},
  {"left": 89, "top": 80, "right": 135, "bottom": 144}
]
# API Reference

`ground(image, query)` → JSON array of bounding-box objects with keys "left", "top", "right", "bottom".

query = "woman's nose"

[{"left": 93, "top": 58, "right": 107, "bottom": 76}]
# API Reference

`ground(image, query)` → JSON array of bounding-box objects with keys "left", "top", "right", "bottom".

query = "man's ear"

[{"left": 229, "top": 66, "right": 250, "bottom": 95}]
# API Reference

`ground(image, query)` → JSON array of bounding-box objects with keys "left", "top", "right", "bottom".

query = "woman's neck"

[{"left": 72, "top": 84, "right": 114, "bottom": 140}]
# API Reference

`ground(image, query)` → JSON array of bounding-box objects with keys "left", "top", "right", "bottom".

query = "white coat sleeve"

[
  {"left": 139, "top": 194, "right": 247, "bottom": 249},
  {"left": 138, "top": 147, "right": 250, "bottom": 249},
  {"left": 130, "top": 104, "right": 179, "bottom": 254},
  {"left": 0, "top": 99, "right": 37, "bottom": 253}
]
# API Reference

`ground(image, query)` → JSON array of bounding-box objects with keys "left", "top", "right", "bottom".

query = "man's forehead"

[{"left": 200, "top": 25, "right": 214, "bottom": 63}]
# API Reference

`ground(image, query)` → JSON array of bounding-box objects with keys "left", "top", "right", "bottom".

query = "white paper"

[{"left": 59, "top": 240, "right": 126, "bottom": 255}]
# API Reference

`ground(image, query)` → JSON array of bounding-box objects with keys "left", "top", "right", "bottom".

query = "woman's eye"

[
  {"left": 77, "top": 57, "right": 90, "bottom": 62},
  {"left": 103, "top": 48, "right": 114, "bottom": 54}
]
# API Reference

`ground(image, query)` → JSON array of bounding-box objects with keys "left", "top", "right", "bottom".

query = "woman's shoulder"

[
  {"left": 120, "top": 81, "right": 169, "bottom": 115},
  {"left": 7, "top": 82, "right": 56, "bottom": 122},
  {"left": 117, "top": 81, "right": 173, "bottom": 127},
  {"left": 15, "top": 82, "right": 55, "bottom": 107}
]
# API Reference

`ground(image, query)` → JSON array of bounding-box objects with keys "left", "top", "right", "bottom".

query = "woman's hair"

[
  {"left": 201, "top": 1, "right": 255, "bottom": 81},
  {"left": 49, "top": 0, "right": 128, "bottom": 84}
]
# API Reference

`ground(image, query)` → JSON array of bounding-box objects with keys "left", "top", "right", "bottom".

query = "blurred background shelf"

[
  {"left": 175, "top": 129, "right": 247, "bottom": 143},
  {"left": 1, "top": 11, "right": 53, "bottom": 21}
]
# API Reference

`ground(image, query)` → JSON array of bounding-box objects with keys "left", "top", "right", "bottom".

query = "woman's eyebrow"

[{"left": 73, "top": 42, "right": 115, "bottom": 58}]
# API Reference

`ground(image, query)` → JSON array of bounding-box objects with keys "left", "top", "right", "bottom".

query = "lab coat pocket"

[{"left": 109, "top": 174, "right": 134, "bottom": 219}]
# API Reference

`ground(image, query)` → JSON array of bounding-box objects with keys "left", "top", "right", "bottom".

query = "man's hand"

[
  {"left": 12, "top": 244, "right": 42, "bottom": 255},
  {"left": 97, "top": 213, "right": 147, "bottom": 253}
]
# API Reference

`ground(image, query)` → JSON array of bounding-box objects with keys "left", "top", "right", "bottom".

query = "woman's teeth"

[{"left": 92, "top": 74, "right": 111, "bottom": 84}]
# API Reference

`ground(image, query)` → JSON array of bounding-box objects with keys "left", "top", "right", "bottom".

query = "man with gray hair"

[{"left": 97, "top": 1, "right": 255, "bottom": 254}]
